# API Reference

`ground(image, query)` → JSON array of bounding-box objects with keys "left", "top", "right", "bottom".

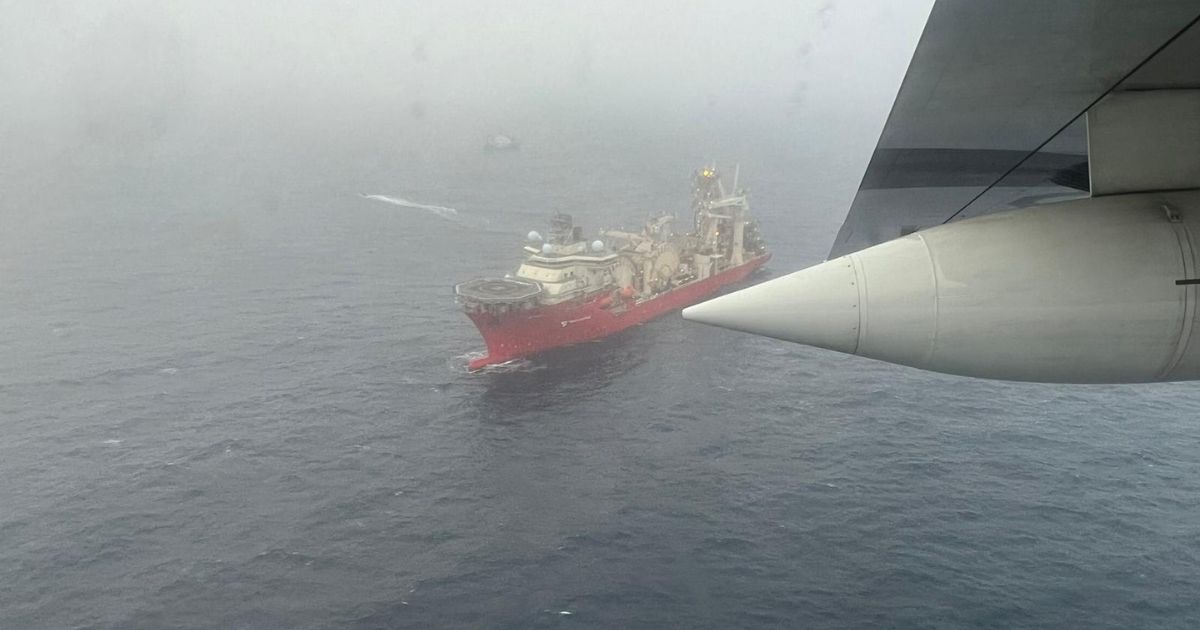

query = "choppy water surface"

[{"left": 3, "top": 117, "right": 1200, "bottom": 629}]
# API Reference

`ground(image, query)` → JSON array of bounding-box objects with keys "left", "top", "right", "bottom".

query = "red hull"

[{"left": 466, "top": 254, "right": 770, "bottom": 369}]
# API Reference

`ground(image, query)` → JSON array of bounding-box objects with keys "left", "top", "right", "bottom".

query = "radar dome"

[
  {"left": 527, "top": 230, "right": 543, "bottom": 242},
  {"left": 591, "top": 240, "right": 605, "bottom": 252},
  {"left": 541, "top": 243, "right": 553, "bottom": 255}
]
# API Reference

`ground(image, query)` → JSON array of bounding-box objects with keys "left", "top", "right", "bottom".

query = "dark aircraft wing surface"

[{"left": 830, "top": 0, "right": 1200, "bottom": 258}]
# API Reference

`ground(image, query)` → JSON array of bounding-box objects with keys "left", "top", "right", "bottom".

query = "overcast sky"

[{"left": 1, "top": 0, "right": 932, "bottom": 164}]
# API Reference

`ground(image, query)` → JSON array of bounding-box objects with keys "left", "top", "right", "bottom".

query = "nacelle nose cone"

[{"left": 682, "top": 257, "right": 863, "bottom": 354}]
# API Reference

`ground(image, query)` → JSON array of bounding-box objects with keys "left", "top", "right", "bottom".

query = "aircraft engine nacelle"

[{"left": 684, "top": 190, "right": 1200, "bottom": 383}]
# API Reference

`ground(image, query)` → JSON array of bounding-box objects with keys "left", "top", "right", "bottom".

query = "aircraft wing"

[
  {"left": 829, "top": 0, "right": 1200, "bottom": 258},
  {"left": 685, "top": 1, "right": 1200, "bottom": 384}
]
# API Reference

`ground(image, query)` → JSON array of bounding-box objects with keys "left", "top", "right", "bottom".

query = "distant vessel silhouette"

[{"left": 483, "top": 134, "right": 520, "bottom": 152}]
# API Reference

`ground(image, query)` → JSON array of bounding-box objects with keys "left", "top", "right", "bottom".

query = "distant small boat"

[{"left": 484, "top": 134, "right": 520, "bottom": 152}]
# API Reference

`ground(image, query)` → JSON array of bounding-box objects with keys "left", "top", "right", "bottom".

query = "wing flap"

[{"left": 1088, "top": 90, "right": 1200, "bottom": 196}]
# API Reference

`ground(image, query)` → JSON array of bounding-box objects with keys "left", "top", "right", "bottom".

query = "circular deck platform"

[{"left": 455, "top": 277, "right": 542, "bottom": 303}]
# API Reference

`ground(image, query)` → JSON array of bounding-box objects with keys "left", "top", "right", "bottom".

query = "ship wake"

[
  {"left": 360, "top": 194, "right": 490, "bottom": 229},
  {"left": 454, "top": 351, "right": 544, "bottom": 374}
]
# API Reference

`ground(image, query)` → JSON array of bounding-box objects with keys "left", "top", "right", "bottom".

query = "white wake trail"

[
  {"left": 359, "top": 193, "right": 491, "bottom": 229},
  {"left": 360, "top": 194, "right": 461, "bottom": 220}
]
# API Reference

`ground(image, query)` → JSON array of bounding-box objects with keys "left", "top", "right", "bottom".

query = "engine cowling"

[{"left": 684, "top": 190, "right": 1200, "bottom": 383}]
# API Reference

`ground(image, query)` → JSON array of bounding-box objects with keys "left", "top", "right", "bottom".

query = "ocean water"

[{"left": 3, "top": 113, "right": 1200, "bottom": 629}]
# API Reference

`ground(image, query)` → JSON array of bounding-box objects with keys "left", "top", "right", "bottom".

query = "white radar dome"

[
  {"left": 591, "top": 240, "right": 605, "bottom": 252},
  {"left": 541, "top": 243, "right": 553, "bottom": 254},
  {"left": 527, "top": 230, "right": 543, "bottom": 242}
]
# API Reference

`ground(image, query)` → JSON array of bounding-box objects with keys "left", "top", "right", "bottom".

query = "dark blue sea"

[{"left": 3, "top": 110, "right": 1200, "bottom": 629}]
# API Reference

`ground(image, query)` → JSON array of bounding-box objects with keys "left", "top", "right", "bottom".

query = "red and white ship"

[{"left": 455, "top": 167, "right": 770, "bottom": 370}]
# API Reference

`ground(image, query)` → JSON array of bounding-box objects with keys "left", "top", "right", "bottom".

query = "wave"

[{"left": 451, "top": 351, "right": 545, "bottom": 374}]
